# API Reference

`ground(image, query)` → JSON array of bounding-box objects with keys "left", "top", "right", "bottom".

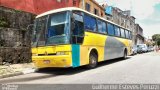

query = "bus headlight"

[
  {"left": 56, "top": 51, "right": 69, "bottom": 55},
  {"left": 32, "top": 54, "right": 38, "bottom": 56}
]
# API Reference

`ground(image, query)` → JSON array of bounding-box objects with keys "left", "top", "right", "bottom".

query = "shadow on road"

[
  {"left": 0, "top": 57, "right": 131, "bottom": 83},
  {"left": 37, "top": 57, "right": 131, "bottom": 75}
]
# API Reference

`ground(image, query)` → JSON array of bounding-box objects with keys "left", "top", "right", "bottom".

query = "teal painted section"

[
  {"left": 105, "top": 6, "right": 112, "bottom": 15},
  {"left": 72, "top": 44, "right": 80, "bottom": 67}
]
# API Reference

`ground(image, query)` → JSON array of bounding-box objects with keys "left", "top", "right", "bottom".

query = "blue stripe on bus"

[{"left": 72, "top": 44, "right": 80, "bottom": 67}]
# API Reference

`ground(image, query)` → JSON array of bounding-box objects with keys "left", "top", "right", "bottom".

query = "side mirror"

[{"left": 71, "top": 17, "right": 75, "bottom": 31}]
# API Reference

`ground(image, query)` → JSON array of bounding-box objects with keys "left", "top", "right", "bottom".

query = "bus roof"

[{"left": 36, "top": 7, "right": 130, "bottom": 31}]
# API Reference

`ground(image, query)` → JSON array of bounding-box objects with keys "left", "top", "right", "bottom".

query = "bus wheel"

[
  {"left": 122, "top": 49, "right": 127, "bottom": 60},
  {"left": 86, "top": 53, "right": 98, "bottom": 69}
]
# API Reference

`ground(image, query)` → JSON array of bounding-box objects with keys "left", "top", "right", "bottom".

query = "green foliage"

[
  {"left": 152, "top": 34, "right": 160, "bottom": 46},
  {"left": 157, "top": 39, "right": 160, "bottom": 46},
  {"left": 152, "top": 34, "right": 160, "bottom": 41},
  {"left": 0, "top": 17, "right": 9, "bottom": 27},
  {"left": 14, "top": 9, "right": 23, "bottom": 13}
]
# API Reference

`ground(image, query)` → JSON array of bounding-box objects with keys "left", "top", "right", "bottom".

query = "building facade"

[
  {"left": 134, "top": 24, "right": 145, "bottom": 45},
  {"left": 0, "top": 0, "right": 80, "bottom": 14},
  {"left": 105, "top": 7, "right": 135, "bottom": 32},
  {"left": 79, "top": 0, "right": 105, "bottom": 17},
  {"left": 104, "top": 6, "right": 145, "bottom": 45},
  {"left": 0, "top": 0, "right": 105, "bottom": 16}
]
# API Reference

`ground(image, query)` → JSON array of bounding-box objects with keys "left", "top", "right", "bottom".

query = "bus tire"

[
  {"left": 86, "top": 52, "right": 98, "bottom": 69},
  {"left": 122, "top": 49, "right": 127, "bottom": 60}
]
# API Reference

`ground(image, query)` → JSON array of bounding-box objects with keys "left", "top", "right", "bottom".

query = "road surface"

[{"left": 0, "top": 52, "right": 160, "bottom": 89}]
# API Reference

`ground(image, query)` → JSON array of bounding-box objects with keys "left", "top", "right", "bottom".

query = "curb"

[
  {"left": 0, "top": 72, "right": 23, "bottom": 79},
  {"left": 0, "top": 68, "right": 37, "bottom": 79}
]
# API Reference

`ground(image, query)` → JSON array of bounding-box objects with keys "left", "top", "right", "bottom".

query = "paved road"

[{"left": 0, "top": 52, "right": 160, "bottom": 85}]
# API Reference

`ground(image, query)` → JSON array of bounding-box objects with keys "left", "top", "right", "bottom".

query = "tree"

[
  {"left": 152, "top": 34, "right": 160, "bottom": 46},
  {"left": 157, "top": 39, "right": 160, "bottom": 46},
  {"left": 152, "top": 34, "right": 160, "bottom": 41}
]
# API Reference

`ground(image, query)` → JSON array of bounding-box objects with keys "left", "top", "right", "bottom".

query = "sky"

[{"left": 96, "top": 0, "right": 160, "bottom": 39}]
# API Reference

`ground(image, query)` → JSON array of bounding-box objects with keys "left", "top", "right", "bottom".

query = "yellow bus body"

[{"left": 32, "top": 32, "right": 132, "bottom": 68}]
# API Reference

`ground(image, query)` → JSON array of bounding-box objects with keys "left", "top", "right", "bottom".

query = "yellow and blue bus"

[{"left": 32, "top": 7, "right": 132, "bottom": 69}]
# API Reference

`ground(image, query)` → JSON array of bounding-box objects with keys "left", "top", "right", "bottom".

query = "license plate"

[{"left": 43, "top": 60, "right": 50, "bottom": 64}]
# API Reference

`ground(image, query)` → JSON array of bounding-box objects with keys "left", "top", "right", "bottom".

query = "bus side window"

[
  {"left": 72, "top": 13, "right": 84, "bottom": 44},
  {"left": 97, "top": 19, "right": 107, "bottom": 34},
  {"left": 115, "top": 26, "right": 120, "bottom": 37},
  {"left": 129, "top": 31, "right": 132, "bottom": 39},
  {"left": 84, "top": 14, "right": 97, "bottom": 32},
  {"left": 107, "top": 23, "right": 115, "bottom": 36},
  {"left": 125, "top": 30, "right": 129, "bottom": 39},
  {"left": 120, "top": 28, "right": 125, "bottom": 38}
]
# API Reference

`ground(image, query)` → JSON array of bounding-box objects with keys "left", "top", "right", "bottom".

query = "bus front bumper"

[{"left": 32, "top": 55, "right": 72, "bottom": 68}]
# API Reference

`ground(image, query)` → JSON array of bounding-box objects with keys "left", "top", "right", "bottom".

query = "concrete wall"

[
  {"left": 0, "top": 6, "right": 35, "bottom": 29},
  {"left": 0, "top": 7, "right": 35, "bottom": 64},
  {"left": 0, "top": 27, "right": 32, "bottom": 64}
]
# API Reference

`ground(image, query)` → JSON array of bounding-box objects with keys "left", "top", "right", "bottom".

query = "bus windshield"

[
  {"left": 32, "top": 11, "right": 70, "bottom": 47},
  {"left": 47, "top": 12, "right": 70, "bottom": 45},
  {"left": 32, "top": 16, "right": 47, "bottom": 47}
]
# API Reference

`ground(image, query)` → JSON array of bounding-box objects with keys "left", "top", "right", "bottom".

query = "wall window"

[
  {"left": 94, "top": 8, "right": 99, "bottom": 15},
  {"left": 85, "top": 3, "right": 90, "bottom": 12},
  {"left": 120, "top": 28, "right": 125, "bottom": 38},
  {"left": 125, "top": 30, "right": 129, "bottom": 39},
  {"left": 101, "top": 12, "right": 103, "bottom": 17},
  {"left": 73, "top": 0, "right": 76, "bottom": 6},
  {"left": 84, "top": 14, "right": 97, "bottom": 32},
  {"left": 115, "top": 26, "right": 120, "bottom": 36},
  {"left": 97, "top": 19, "right": 107, "bottom": 34},
  {"left": 107, "top": 23, "right": 115, "bottom": 36}
]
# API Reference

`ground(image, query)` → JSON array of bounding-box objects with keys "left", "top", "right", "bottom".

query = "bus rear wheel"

[{"left": 86, "top": 53, "right": 98, "bottom": 69}]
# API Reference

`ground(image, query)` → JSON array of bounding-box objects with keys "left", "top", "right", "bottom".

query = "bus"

[{"left": 32, "top": 7, "right": 132, "bottom": 69}]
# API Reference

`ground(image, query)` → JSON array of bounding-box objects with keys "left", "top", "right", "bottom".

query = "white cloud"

[
  {"left": 141, "top": 23, "right": 160, "bottom": 39},
  {"left": 132, "top": 0, "right": 160, "bottom": 19},
  {"left": 96, "top": 0, "right": 160, "bottom": 19}
]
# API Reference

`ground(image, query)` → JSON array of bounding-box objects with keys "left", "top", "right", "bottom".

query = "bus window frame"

[
  {"left": 97, "top": 19, "right": 108, "bottom": 35},
  {"left": 46, "top": 11, "right": 71, "bottom": 46},
  {"left": 71, "top": 11, "right": 85, "bottom": 44},
  {"left": 107, "top": 23, "right": 115, "bottom": 36},
  {"left": 84, "top": 13, "right": 98, "bottom": 32},
  {"left": 125, "top": 29, "right": 130, "bottom": 39},
  {"left": 72, "top": 10, "right": 131, "bottom": 40},
  {"left": 120, "top": 28, "right": 126, "bottom": 38},
  {"left": 114, "top": 25, "right": 121, "bottom": 37}
]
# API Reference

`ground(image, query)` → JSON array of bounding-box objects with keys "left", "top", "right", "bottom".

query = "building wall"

[
  {"left": 79, "top": 0, "right": 105, "bottom": 17},
  {"left": 33, "top": 0, "right": 82, "bottom": 14},
  {"left": 0, "top": 0, "right": 80, "bottom": 14},
  {"left": 134, "top": 24, "right": 145, "bottom": 45},
  {"left": 107, "top": 7, "right": 134, "bottom": 31},
  {"left": 1, "top": 0, "right": 105, "bottom": 16},
  {"left": 1, "top": 0, "right": 35, "bottom": 14}
]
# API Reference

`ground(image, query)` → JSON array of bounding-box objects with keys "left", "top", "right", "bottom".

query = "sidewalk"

[{"left": 0, "top": 63, "right": 37, "bottom": 79}]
